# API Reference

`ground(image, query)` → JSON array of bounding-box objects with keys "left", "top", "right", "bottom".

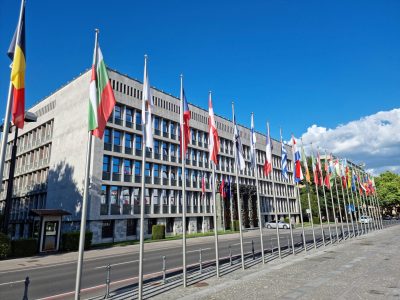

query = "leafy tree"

[{"left": 375, "top": 171, "right": 400, "bottom": 209}]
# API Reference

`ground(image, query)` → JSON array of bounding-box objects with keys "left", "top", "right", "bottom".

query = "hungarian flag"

[
  {"left": 263, "top": 123, "right": 273, "bottom": 176},
  {"left": 180, "top": 84, "right": 190, "bottom": 156},
  {"left": 208, "top": 93, "right": 220, "bottom": 165},
  {"left": 8, "top": 1, "right": 26, "bottom": 129},
  {"left": 292, "top": 136, "right": 303, "bottom": 183},
  {"left": 219, "top": 179, "right": 226, "bottom": 199},
  {"left": 88, "top": 37, "right": 116, "bottom": 139}
]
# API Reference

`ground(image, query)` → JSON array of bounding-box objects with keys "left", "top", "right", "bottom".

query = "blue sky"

[{"left": 1, "top": 0, "right": 400, "bottom": 172}]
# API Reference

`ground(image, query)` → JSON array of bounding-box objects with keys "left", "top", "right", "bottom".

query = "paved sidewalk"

[{"left": 154, "top": 225, "right": 400, "bottom": 300}]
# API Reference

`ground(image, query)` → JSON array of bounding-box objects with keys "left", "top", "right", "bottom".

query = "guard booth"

[{"left": 29, "top": 209, "right": 71, "bottom": 253}]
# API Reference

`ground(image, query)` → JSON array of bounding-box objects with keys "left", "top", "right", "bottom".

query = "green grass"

[{"left": 91, "top": 229, "right": 238, "bottom": 249}]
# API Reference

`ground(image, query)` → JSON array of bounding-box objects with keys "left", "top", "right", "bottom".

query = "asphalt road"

[{"left": 0, "top": 221, "right": 387, "bottom": 300}]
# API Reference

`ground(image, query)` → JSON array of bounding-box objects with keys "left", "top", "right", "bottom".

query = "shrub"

[
  {"left": 61, "top": 231, "right": 92, "bottom": 251},
  {"left": 233, "top": 220, "right": 240, "bottom": 231},
  {"left": 284, "top": 217, "right": 290, "bottom": 224},
  {"left": 11, "top": 238, "right": 37, "bottom": 257},
  {"left": 0, "top": 233, "right": 11, "bottom": 259},
  {"left": 312, "top": 216, "right": 321, "bottom": 224},
  {"left": 152, "top": 225, "right": 165, "bottom": 240}
]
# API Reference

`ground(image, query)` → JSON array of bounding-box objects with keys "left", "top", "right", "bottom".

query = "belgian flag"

[{"left": 7, "top": 1, "right": 26, "bottom": 129}]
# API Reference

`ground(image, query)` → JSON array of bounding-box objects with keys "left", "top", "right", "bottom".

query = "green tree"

[{"left": 375, "top": 171, "right": 400, "bottom": 209}]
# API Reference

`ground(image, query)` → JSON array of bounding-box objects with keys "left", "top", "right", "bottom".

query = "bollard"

[
  {"left": 22, "top": 276, "right": 30, "bottom": 300},
  {"left": 199, "top": 249, "right": 202, "bottom": 274},
  {"left": 287, "top": 238, "right": 290, "bottom": 251},
  {"left": 251, "top": 240, "right": 255, "bottom": 260},
  {"left": 104, "top": 264, "right": 111, "bottom": 299},
  {"left": 162, "top": 256, "right": 166, "bottom": 284},
  {"left": 229, "top": 245, "right": 232, "bottom": 266},
  {"left": 271, "top": 238, "right": 274, "bottom": 254}
]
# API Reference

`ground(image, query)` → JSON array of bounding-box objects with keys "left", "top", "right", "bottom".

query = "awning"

[{"left": 29, "top": 209, "right": 71, "bottom": 217}]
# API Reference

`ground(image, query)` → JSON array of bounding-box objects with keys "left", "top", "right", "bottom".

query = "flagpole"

[
  {"left": 326, "top": 151, "right": 339, "bottom": 243},
  {"left": 252, "top": 113, "right": 265, "bottom": 263},
  {"left": 292, "top": 137, "right": 306, "bottom": 252},
  {"left": 338, "top": 165, "right": 352, "bottom": 237},
  {"left": 300, "top": 138, "right": 316, "bottom": 250},
  {"left": 271, "top": 123, "right": 282, "bottom": 257},
  {"left": 351, "top": 175, "right": 365, "bottom": 235},
  {"left": 311, "top": 144, "right": 325, "bottom": 246},
  {"left": 343, "top": 161, "right": 356, "bottom": 236},
  {"left": 211, "top": 163, "right": 220, "bottom": 276},
  {"left": 138, "top": 54, "right": 150, "bottom": 300},
  {"left": 367, "top": 187, "right": 378, "bottom": 231},
  {"left": 355, "top": 170, "right": 370, "bottom": 233},
  {"left": 373, "top": 191, "right": 383, "bottom": 229},
  {"left": 294, "top": 182, "right": 306, "bottom": 251},
  {"left": 318, "top": 149, "right": 332, "bottom": 243},
  {"left": 0, "top": 0, "right": 25, "bottom": 218},
  {"left": 229, "top": 176, "right": 234, "bottom": 230},
  {"left": 280, "top": 129, "right": 295, "bottom": 255},
  {"left": 179, "top": 74, "right": 187, "bottom": 287},
  {"left": 74, "top": 29, "right": 98, "bottom": 300},
  {"left": 232, "top": 102, "right": 245, "bottom": 269},
  {"left": 333, "top": 176, "right": 345, "bottom": 240},
  {"left": 348, "top": 177, "right": 360, "bottom": 236}
]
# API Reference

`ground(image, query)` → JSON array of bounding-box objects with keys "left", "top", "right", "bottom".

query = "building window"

[
  {"left": 126, "top": 219, "right": 137, "bottom": 236},
  {"left": 135, "top": 136, "right": 142, "bottom": 150},
  {"left": 114, "top": 105, "right": 122, "bottom": 121},
  {"left": 145, "top": 163, "right": 151, "bottom": 177},
  {"left": 102, "top": 220, "right": 114, "bottom": 239},
  {"left": 103, "top": 156, "right": 110, "bottom": 172},
  {"left": 154, "top": 164, "right": 159, "bottom": 178},
  {"left": 112, "top": 157, "right": 121, "bottom": 174},
  {"left": 125, "top": 133, "right": 133, "bottom": 149},
  {"left": 124, "top": 159, "right": 132, "bottom": 175},
  {"left": 135, "top": 111, "right": 142, "bottom": 125},
  {"left": 104, "top": 128, "right": 111, "bottom": 144},
  {"left": 113, "top": 131, "right": 121, "bottom": 146},
  {"left": 126, "top": 108, "right": 133, "bottom": 125},
  {"left": 135, "top": 161, "right": 141, "bottom": 175}
]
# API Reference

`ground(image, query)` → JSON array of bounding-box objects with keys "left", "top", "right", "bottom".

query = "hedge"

[
  {"left": 312, "top": 216, "right": 321, "bottom": 224},
  {"left": 0, "top": 233, "right": 11, "bottom": 259},
  {"left": 61, "top": 231, "right": 92, "bottom": 251},
  {"left": 152, "top": 225, "right": 165, "bottom": 240},
  {"left": 233, "top": 220, "right": 240, "bottom": 231},
  {"left": 11, "top": 239, "right": 37, "bottom": 257}
]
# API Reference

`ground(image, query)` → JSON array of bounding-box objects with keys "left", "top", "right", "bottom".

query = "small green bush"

[
  {"left": 312, "top": 216, "right": 321, "bottom": 224},
  {"left": 233, "top": 220, "right": 240, "bottom": 231},
  {"left": 0, "top": 233, "right": 11, "bottom": 259},
  {"left": 11, "top": 238, "right": 37, "bottom": 257},
  {"left": 61, "top": 231, "right": 92, "bottom": 251},
  {"left": 284, "top": 217, "right": 290, "bottom": 224},
  {"left": 152, "top": 225, "right": 165, "bottom": 240}
]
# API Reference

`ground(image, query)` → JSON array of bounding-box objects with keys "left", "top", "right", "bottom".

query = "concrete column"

[
  {"left": 188, "top": 217, "right": 197, "bottom": 234},
  {"left": 174, "top": 217, "right": 183, "bottom": 235}
]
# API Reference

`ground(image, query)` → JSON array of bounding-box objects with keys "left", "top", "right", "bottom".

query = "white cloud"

[{"left": 300, "top": 108, "right": 400, "bottom": 175}]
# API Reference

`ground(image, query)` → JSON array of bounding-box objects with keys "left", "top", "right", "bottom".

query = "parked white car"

[
  {"left": 265, "top": 221, "right": 293, "bottom": 229},
  {"left": 360, "top": 216, "right": 373, "bottom": 224}
]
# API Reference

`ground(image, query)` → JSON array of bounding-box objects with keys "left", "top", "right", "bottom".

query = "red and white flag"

[
  {"left": 201, "top": 172, "right": 206, "bottom": 196},
  {"left": 263, "top": 122, "right": 273, "bottom": 176},
  {"left": 208, "top": 92, "right": 220, "bottom": 165}
]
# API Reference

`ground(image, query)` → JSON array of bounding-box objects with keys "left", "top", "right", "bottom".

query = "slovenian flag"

[
  {"left": 292, "top": 136, "right": 303, "bottom": 183},
  {"left": 180, "top": 82, "right": 190, "bottom": 155},
  {"left": 208, "top": 92, "right": 220, "bottom": 165}
]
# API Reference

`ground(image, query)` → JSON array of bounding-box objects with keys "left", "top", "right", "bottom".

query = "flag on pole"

[
  {"left": 180, "top": 84, "right": 190, "bottom": 155},
  {"left": 7, "top": 1, "right": 26, "bottom": 129},
  {"left": 201, "top": 172, "right": 206, "bottom": 196},
  {"left": 323, "top": 153, "right": 331, "bottom": 189},
  {"left": 281, "top": 141, "right": 288, "bottom": 180},
  {"left": 311, "top": 152, "right": 322, "bottom": 186},
  {"left": 351, "top": 170, "right": 357, "bottom": 192},
  {"left": 208, "top": 93, "right": 220, "bottom": 165},
  {"left": 227, "top": 175, "right": 232, "bottom": 199},
  {"left": 233, "top": 115, "right": 245, "bottom": 171},
  {"left": 142, "top": 56, "right": 154, "bottom": 149},
  {"left": 219, "top": 179, "right": 226, "bottom": 199},
  {"left": 88, "top": 42, "right": 116, "bottom": 138},
  {"left": 301, "top": 141, "right": 311, "bottom": 183},
  {"left": 264, "top": 123, "right": 273, "bottom": 176},
  {"left": 250, "top": 114, "right": 257, "bottom": 170},
  {"left": 292, "top": 136, "right": 303, "bottom": 182}
]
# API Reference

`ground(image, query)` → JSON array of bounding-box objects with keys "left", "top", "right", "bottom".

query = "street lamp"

[{"left": 1, "top": 111, "right": 37, "bottom": 234}]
